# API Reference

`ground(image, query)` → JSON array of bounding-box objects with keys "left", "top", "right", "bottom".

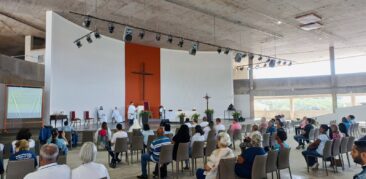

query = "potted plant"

[
  {"left": 178, "top": 113, "right": 186, "bottom": 124},
  {"left": 139, "top": 110, "right": 151, "bottom": 124},
  {"left": 191, "top": 113, "right": 200, "bottom": 121},
  {"left": 232, "top": 111, "right": 241, "bottom": 120},
  {"left": 204, "top": 109, "right": 214, "bottom": 122}
]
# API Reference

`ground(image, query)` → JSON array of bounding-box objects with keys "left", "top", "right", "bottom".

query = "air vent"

[
  {"left": 300, "top": 22, "right": 322, "bottom": 31},
  {"left": 295, "top": 13, "right": 322, "bottom": 24}
]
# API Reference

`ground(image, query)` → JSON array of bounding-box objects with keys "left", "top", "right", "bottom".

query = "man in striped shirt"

[{"left": 137, "top": 127, "right": 171, "bottom": 179}]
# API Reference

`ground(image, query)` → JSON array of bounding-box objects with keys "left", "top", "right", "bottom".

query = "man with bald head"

[
  {"left": 24, "top": 143, "right": 71, "bottom": 179},
  {"left": 137, "top": 127, "right": 171, "bottom": 179}
]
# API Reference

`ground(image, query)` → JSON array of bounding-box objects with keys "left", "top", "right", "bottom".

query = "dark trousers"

[
  {"left": 196, "top": 168, "right": 206, "bottom": 179},
  {"left": 129, "top": 119, "right": 134, "bottom": 126},
  {"left": 294, "top": 135, "right": 307, "bottom": 146},
  {"left": 295, "top": 127, "right": 301, "bottom": 135},
  {"left": 302, "top": 149, "right": 322, "bottom": 166}
]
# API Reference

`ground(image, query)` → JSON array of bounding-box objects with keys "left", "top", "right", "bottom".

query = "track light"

[
  {"left": 156, "top": 33, "right": 161, "bottom": 41},
  {"left": 234, "top": 53, "right": 243, "bottom": 63},
  {"left": 288, "top": 61, "right": 292, "bottom": 66},
  {"left": 139, "top": 30, "right": 145, "bottom": 39},
  {"left": 242, "top": 53, "right": 247, "bottom": 59},
  {"left": 75, "top": 41, "right": 82, "bottom": 48},
  {"left": 86, "top": 35, "right": 93, "bottom": 43},
  {"left": 239, "top": 66, "right": 244, "bottom": 71},
  {"left": 178, "top": 38, "right": 184, "bottom": 47},
  {"left": 258, "top": 56, "right": 262, "bottom": 61},
  {"left": 108, "top": 23, "right": 114, "bottom": 33},
  {"left": 189, "top": 42, "right": 199, "bottom": 55},
  {"left": 224, "top": 48, "right": 230, "bottom": 55},
  {"left": 266, "top": 58, "right": 271, "bottom": 63},
  {"left": 123, "top": 27, "right": 133, "bottom": 42},
  {"left": 94, "top": 31, "right": 101, "bottom": 39},
  {"left": 283, "top": 61, "right": 287, "bottom": 65},
  {"left": 277, "top": 60, "right": 281, "bottom": 64},
  {"left": 248, "top": 53, "right": 254, "bottom": 61},
  {"left": 167, "top": 35, "right": 173, "bottom": 43},
  {"left": 269, "top": 59, "right": 276, "bottom": 67},
  {"left": 82, "top": 16, "right": 91, "bottom": 28},
  {"left": 217, "top": 48, "right": 222, "bottom": 54}
]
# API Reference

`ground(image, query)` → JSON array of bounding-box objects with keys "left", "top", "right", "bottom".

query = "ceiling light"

[
  {"left": 288, "top": 61, "right": 292, "bottom": 66},
  {"left": 82, "top": 16, "right": 91, "bottom": 28},
  {"left": 283, "top": 61, "right": 287, "bottom": 65},
  {"left": 86, "top": 35, "right": 93, "bottom": 43},
  {"left": 167, "top": 35, "right": 173, "bottom": 43},
  {"left": 277, "top": 60, "right": 281, "bottom": 64},
  {"left": 75, "top": 41, "right": 82, "bottom": 48},
  {"left": 266, "top": 58, "right": 271, "bottom": 63},
  {"left": 263, "top": 63, "right": 267, "bottom": 68},
  {"left": 277, "top": 21, "right": 282, "bottom": 25},
  {"left": 239, "top": 66, "right": 244, "bottom": 71},
  {"left": 248, "top": 53, "right": 254, "bottom": 61},
  {"left": 139, "top": 30, "right": 145, "bottom": 39},
  {"left": 217, "top": 47, "right": 222, "bottom": 54},
  {"left": 242, "top": 53, "right": 247, "bottom": 59},
  {"left": 156, "top": 33, "right": 161, "bottom": 41},
  {"left": 94, "top": 31, "right": 101, "bottom": 39},
  {"left": 178, "top": 38, "right": 184, "bottom": 47},
  {"left": 189, "top": 42, "right": 199, "bottom": 55},
  {"left": 123, "top": 26, "right": 133, "bottom": 42},
  {"left": 234, "top": 53, "right": 243, "bottom": 63},
  {"left": 258, "top": 56, "right": 262, "bottom": 61},
  {"left": 224, "top": 48, "right": 230, "bottom": 55},
  {"left": 269, "top": 59, "right": 276, "bottom": 67},
  {"left": 108, "top": 23, "right": 114, "bottom": 33}
]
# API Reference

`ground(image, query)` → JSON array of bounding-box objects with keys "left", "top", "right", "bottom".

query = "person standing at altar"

[
  {"left": 112, "top": 107, "right": 123, "bottom": 124},
  {"left": 98, "top": 106, "right": 107, "bottom": 123},
  {"left": 128, "top": 102, "right": 137, "bottom": 126},
  {"left": 159, "top": 106, "right": 165, "bottom": 119}
]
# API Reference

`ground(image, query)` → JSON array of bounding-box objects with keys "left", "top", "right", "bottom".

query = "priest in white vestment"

[
  {"left": 127, "top": 102, "right": 141, "bottom": 131},
  {"left": 112, "top": 107, "right": 123, "bottom": 124},
  {"left": 98, "top": 106, "right": 107, "bottom": 123}
]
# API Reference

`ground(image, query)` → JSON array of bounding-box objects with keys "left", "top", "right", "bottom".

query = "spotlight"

[
  {"left": 263, "top": 63, "right": 267, "bottom": 67},
  {"left": 258, "top": 56, "right": 262, "bottom": 61},
  {"left": 288, "top": 61, "right": 292, "bottom": 66},
  {"left": 108, "top": 22, "right": 115, "bottom": 33},
  {"left": 86, "top": 35, "right": 93, "bottom": 43},
  {"left": 266, "top": 58, "right": 271, "bottom": 63},
  {"left": 283, "top": 61, "right": 287, "bottom": 65},
  {"left": 167, "top": 35, "right": 173, "bottom": 43},
  {"left": 178, "top": 38, "right": 184, "bottom": 47},
  {"left": 239, "top": 66, "right": 244, "bottom": 71},
  {"left": 224, "top": 48, "right": 230, "bottom": 55},
  {"left": 269, "top": 59, "right": 276, "bottom": 67},
  {"left": 242, "top": 53, "right": 247, "bottom": 59},
  {"left": 189, "top": 42, "right": 199, "bottom": 55},
  {"left": 234, "top": 53, "right": 243, "bottom": 63},
  {"left": 82, "top": 16, "right": 91, "bottom": 28},
  {"left": 94, "top": 31, "right": 101, "bottom": 39},
  {"left": 156, "top": 33, "right": 161, "bottom": 41},
  {"left": 277, "top": 60, "right": 281, "bottom": 64},
  {"left": 248, "top": 53, "right": 254, "bottom": 61},
  {"left": 75, "top": 41, "right": 82, "bottom": 48},
  {"left": 139, "top": 30, "right": 145, "bottom": 39},
  {"left": 217, "top": 47, "right": 222, "bottom": 54},
  {"left": 123, "top": 26, "right": 133, "bottom": 42}
]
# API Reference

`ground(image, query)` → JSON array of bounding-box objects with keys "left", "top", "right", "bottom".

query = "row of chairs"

[
  {"left": 216, "top": 148, "right": 292, "bottom": 179},
  {"left": 348, "top": 123, "right": 361, "bottom": 137},
  {"left": 306, "top": 136, "right": 355, "bottom": 176}
]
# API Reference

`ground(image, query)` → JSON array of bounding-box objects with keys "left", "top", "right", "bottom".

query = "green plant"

[
  {"left": 139, "top": 110, "right": 152, "bottom": 117},
  {"left": 178, "top": 113, "right": 186, "bottom": 119},
  {"left": 232, "top": 111, "right": 241, "bottom": 119},
  {"left": 204, "top": 109, "right": 214, "bottom": 115},
  {"left": 191, "top": 113, "right": 200, "bottom": 120}
]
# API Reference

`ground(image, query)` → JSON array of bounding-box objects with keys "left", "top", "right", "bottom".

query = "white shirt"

[
  {"left": 142, "top": 130, "right": 155, "bottom": 145},
  {"left": 111, "top": 131, "right": 128, "bottom": 151},
  {"left": 204, "top": 147, "right": 235, "bottom": 179},
  {"left": 316, "top": 134, "right": 329, "bottom": 155},
  {"left": 215, "top": 123, "right": 226, "bottom": 133},
  {"left": 72, "top": 162, "right": 110, "bottom": 179},
  {"left": 12, "top": 139, "right": 35, "bottom": 154},
  {"left": 200, "top": 121, "right": 209, "bottom": 128},
  {"left": 185, "top": 122, "right": 192, "bottom": 128},
  {"left": 98, "top": 109, "right": 107, "bottom": 122},
  {"left": 203, "top": 126, "right": 211, "bottom": 140},
  {"left": 191, "top": 133, "right": 205, "bottom": 147},
  {"left": 128, "top": 105, "right": 136, "bottom": 119},
  {"left": 112, "top": 109, "right": 123, "bottom": 123},
  {"left": 24, "top": 163, "right": 71, "bottom": 179}
]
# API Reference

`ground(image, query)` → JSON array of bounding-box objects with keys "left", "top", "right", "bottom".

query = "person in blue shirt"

[
  {"left": 62, "top": 121, "right": 78, "bottom": 147},
  {"left": 9, "top": 139, "right": 37, "bottom": 167},
  {"left": 347, "top": 115, "right": 356, "bottom": 124},
  {"left": 352, "top": 135, "right": 366, "bottom": 179},
  {"left": 273, "top": 130, "right": 289, "bottom": 151},
  {"left": 266, "top": 120, "right": 276, "bottom": 135},
  {"left": 47, "top": 128, "right": 68, "bottom": 155},
  {"left": 235, "top": 133, "right": 266, "bottom": 178}
]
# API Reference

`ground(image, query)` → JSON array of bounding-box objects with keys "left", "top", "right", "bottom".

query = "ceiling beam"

[{"left": 0, "top": 11, "right": 45, "bottom": 32}]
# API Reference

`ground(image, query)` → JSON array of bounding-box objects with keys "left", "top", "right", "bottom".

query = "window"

[
  {"left": 293, "top": 96, "right": 332, "bottom": 118},
  {"left": 254, "top": 98, "right": 290, "bottom": 119},
  {"left": 355, "top": 95, "right": 366, "bottom": 106},
  {"left": 336, "top": 55, "right": 366, "bottom": 74},
  {"left": 337, "top": 95, "right": 352, "bottom": 108}
]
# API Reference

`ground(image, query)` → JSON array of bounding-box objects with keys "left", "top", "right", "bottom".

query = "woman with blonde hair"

[
  {"left": 72, "top": 142, "right": 110, "bottom": 179},
  {"left": 9, "top": 139, "right": 37, "bottom": 167},
  {"left": 196, "top": 132, "right": 235, "bottom": 179}
]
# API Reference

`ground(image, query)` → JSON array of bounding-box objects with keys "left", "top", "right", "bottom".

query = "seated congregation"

[{"left": 0, "top": 114, "right": 365, "bottom": 179}]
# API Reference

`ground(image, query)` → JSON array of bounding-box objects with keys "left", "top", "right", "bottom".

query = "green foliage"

[
  {"left": 139, "top": 110, "right": 152, "bottom": 117},
  {"left": 178, "top": 113, "right": 186, "bottom": 119},
  {"left": 191, "top": 113, "right": 200, "bottom": 120},
  {"left": 204, "top": 109, "right": 214, "bottom": 115},
  {"left": 232, "top": 111, "right": 241, "bottom": 119}
]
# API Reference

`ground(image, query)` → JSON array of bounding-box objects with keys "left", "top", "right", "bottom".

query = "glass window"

[
  {"left": 254, "top": 98, "right": 290, "bottom": 119},
  {"left": 355, "top": 95, "right": 366, "bottom": 106},
  {"left": 337, "top": 95, "right": 352, "bottom": 108},
  {"left": 254, "top": 61, "right": 330, "bottom": 79},
  {"left": 293, "top": 96, "right": 332, "bottom": 118}
]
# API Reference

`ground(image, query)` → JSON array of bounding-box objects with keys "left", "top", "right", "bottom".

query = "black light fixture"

[
  {"left": 277, "top": 60, "right": 281, "bottom": 64},
  {"left": 288, "top": 61, "right": 292, "bottom": 66},
  {"left": 283, "top": 61, "right": 287, "bottom": 65},
  {"left": 189, "top": 42, "right": 199, "bottom": 55},
  {"left": 167, "top": 35, "right": 173, "bottom": 43},
  {"left": 138, "top": 30, "right": 145, "bottom": 39},
  {"left": 234, "top": 53, "right": 243, "bottom": 63},
  {"left": 156, "top": 33, "right": 161, "bottom": 41},
  {"left": 108, "top": 22, "right": 114, "bottom": 33},
  {"left": 123, "top": 26, "right": 133, "bottom": 42},
  {"left": 86, "top": 35, "right": 93, "bottom": 43},
  {"left": 178, "top": 38, "right": 184, "bottom": 47},
  {"left": 239, "top": 66, "right": 244, "bottom": 71},
  {"left": 75, "top": 41, "right": 82, "bottom": 48},
  {"left": 242, "top": 53, "right": 247, "bottom": 59},
  {"left": 263, "top": 63, "right": 267, "bottom": 67},
  {"left": 248, "top": 53, "right": 254, "bottom": 61},
  {"left": 269, "top": 59, "right": 276, "bottom": 67},
  {"left": 224, "top": 48, "right": 230, "bottom": 55},
  {"left": 266, "top": 58, "right": 271, "bottom": 63},
  {"left": 258, "top": 56, "right": 262, "bottom": 61},
  {"left": 82, "top": 16, "right": 91, "bottom": 28},
  {"left": 217, "top": 48, "right": 222, "bottom": 54},
  {"left": 94, "top": 31, "right": 101, "bottom": 39}
]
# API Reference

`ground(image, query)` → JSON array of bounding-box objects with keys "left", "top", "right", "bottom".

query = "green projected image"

[{"left": 7, "top": 87, "right": 43, "bottom": 119}]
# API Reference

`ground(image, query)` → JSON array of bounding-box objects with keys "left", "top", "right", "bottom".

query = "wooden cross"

[
  {"left": 203, "top": 93, "right": 211, "bottom": 111},
  {"left": 132, "top": 63, "right": 153, "bottom": 100}
]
